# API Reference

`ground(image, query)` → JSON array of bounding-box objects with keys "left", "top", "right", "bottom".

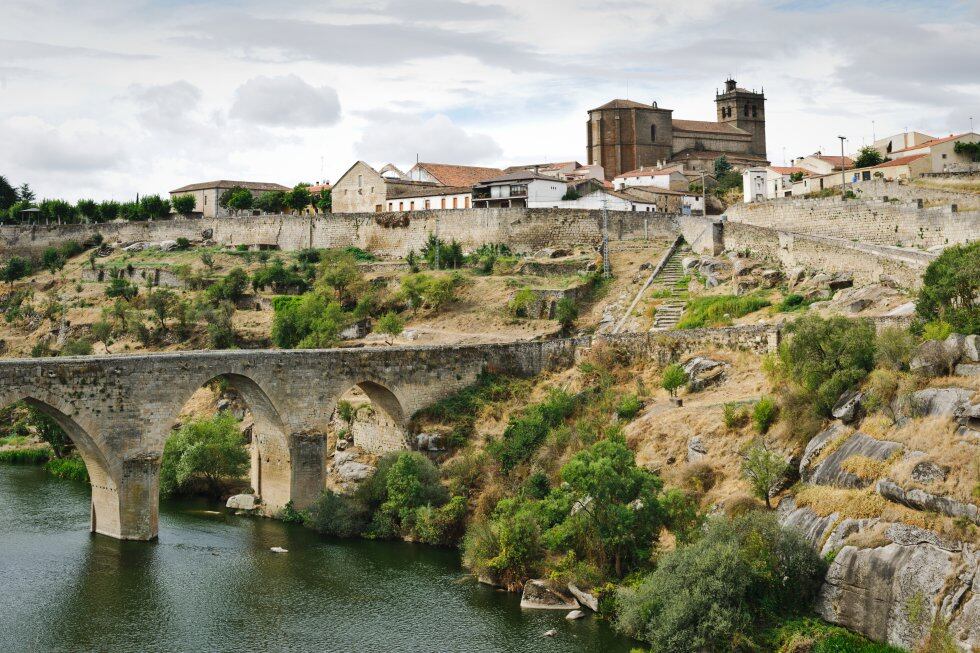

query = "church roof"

[
  {"left": 670, "top": 148, "right": 768, "bottom": 164},
  {"left": 672, "top": 119, "right": 749, "bottom": 135},
  {"left": 615, "top": 165, "right": 685, "bottom": 179},
  {"left": 591, "top": 99, "right": 657, "bottom": 111},
  {"left": 413, "top": 163, "right": 504, "bottom": 187}
]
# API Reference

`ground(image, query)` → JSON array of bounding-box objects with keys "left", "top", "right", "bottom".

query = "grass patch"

[
  {"left": 0, "top": 435, "right": 30, "bottom": 447},
  {"left": 677, "top": 294, "right": 771, "bottom": 329},
  {"left": 0, "top": 447, "right": 51, "bottom": 464},
  {"left": 410, "top": 373, "right": 531, "bottom": 445},
  {"left": 765, "top": 617, "right": 907, "bottom": 653},
  {"left": 45, "top": 456, "right": 89, "bottom": 482},
  {"left": 794, "top": 486, "right": 885, "bottom": 519}
]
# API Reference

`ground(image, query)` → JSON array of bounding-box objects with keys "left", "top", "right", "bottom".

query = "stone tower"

[
  {"left": 715, "top": 79, "right": 767, "bottom": 158},
  {"left": 586, "top": 99, "right": 674, "bottom": 180}
]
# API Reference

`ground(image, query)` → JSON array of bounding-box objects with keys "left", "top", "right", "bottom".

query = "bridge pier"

[
  {"left": 92, "top": 456, "right": 160, "bottom": 540},
  {"left": 289, "top": 431, "right": 327, "bottom": 511}
]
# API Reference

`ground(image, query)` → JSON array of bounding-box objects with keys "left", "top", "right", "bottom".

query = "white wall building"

[
  {"left": 384, "top": 186, "right": 472, "bottom": 211},
  {"left": 742, "top": 166, "right": 809, "bottom": 202},
  {"left": 613, "top": 165, "right": 689, "bottom": 191},
  {"left": 472, "top": 172, "right": 568, "bottom": 208}
]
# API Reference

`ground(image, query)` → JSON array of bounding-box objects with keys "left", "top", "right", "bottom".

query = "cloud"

[
  {"left": 0, "top": 116, "right": 128, "bottom": 174},
  {"left": 355, "top": 112, "right": 502, "bottom": 165},
  {"left": 230, "top": 75, "right": 341, "bottom": 127},
  {"left": 130, "top": 80, "right": 203, "bottom": 131},
  {"left": 0, "top": 38, "right": 152, "bottom": 61}
]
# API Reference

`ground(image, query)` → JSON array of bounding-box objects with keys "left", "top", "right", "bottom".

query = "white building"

[
  {"left": 792, "top": 153, "right": 854, "bottom": 176},
  {"left": 384, "top": 186, "right": 472, "bottom": 212},
  {"left": 613, "top": 165, "right": 689, "bottom": 191},
  {"left": 168, "top": 180, "right": 291, "bottom": 218},
  {"left": 406, "top": 162, "right": 504, "bottom": 187},
  {"left": 742, "top": 166, "right": 809, "bottom": 202},
  {"left": 472, "top": 172, "right": 568, "bottom": 208},
  {"left": 552, "top": 188, "right": 659, "bottom": 212},
  {"left": 884, "top": 132, "right": 980, "bottom": 173}
]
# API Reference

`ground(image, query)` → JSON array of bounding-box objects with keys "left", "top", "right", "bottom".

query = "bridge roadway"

[{"left": 0, "top": 340, "right": 577, "bottom": 540}]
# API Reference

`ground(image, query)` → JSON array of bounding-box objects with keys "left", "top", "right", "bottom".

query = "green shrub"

[
  {"left": 251, "top": 260, "right": 308, "bottom": 294},
  {"left": 778, "top": 293, "right": 809, "bottom": 312},
  {"left": 41, "top": 246, "right": 65, "bottom": 272},
  {"left": 916, "top": 240, "right": 980, "bottom": 334},
  {"left": 615, "top": 511, "right": 824, "bottom": 652},
  {"left": 678, "top": 294, "right": 771, "bottom": 329},
  {"left": 765, "top": 618, "right": 906, "bottom": 653},
  {"left": 105, "top": 277, "right": 138, "bottom": 300},
  {"left": 752, "top": 397, "right": 778, "bottom": 434},
  {"left": 1, "top": 256, "right": 32, "bottom": 282},
  {"left": 343, "top": 246, "right": 376, "bottom": 262},
  {"left": 616, "top": 394, "right": 642, "bottom": 420},
  {"left": 60, "top": 338, "right": 93, "bottom": 357},
  {"left": 875, "top": 326, "right": 916, "bottom": 370},
  {"left": 723, "top": 402, "right": 750, "bottom": 429},
  {"left": 922, "top": 320, "right": 953, "bottom": 341},
  {"left": 555, "top": 297, "right": 578, "bottom": 332},
  {"left": 375, "top": 311, "right": 404, "bottom": 343},
  {"left": 159, "top": 412, "right": 249, "bottom": 497},
  {"left": 413, "top": 495, "right": 468, "bottom": 545},
  {"left": 358, "top": 451, "right": 449, "bottom": 539},
  {"left": 661, "top": 364, "right": 688, "bottom": 398},
  {"left": 205, "top": 268, "right": 249, "bottom": 304},
  {"left": 741, "top": 440, "right": 788, "bottom": 508},
  {"left": 175, "top": 237, "right": 191, "bottom": 250},
  {"left": 488, "top": 389, "right": 576, "bottom": 472},
  {"left": 59, "top": 240, "right": 84, "bottom": 259},
  {"left": 45, "top": 455, "right": 89, "bottom": 482},
  {"left": 271, "top": 293, "right": 348, "bottom": 349},
  {"left": 507, "top": 287, "right": 535, "bottom": 318},
  {"left": 305, "top": 490, "right": 368, "bottom": 537},
  {"left": 421, "top": 233, "right": 464, "bottom": 269},
  {"left": 0, "top": 447, "right": 51, "bottom": 464}
]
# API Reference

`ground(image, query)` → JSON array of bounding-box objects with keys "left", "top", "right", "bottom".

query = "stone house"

[
  {"left": 613, "top": 165, "right": 689, "bottom": 191},
  {"left": 168, "top": 180, "right": 291, "bottom": 218},
  {"left": 407, "top": 162, "right": 503, "bottom": 187},
  {"left": 384, "top": 186, "right": 473, "bottom": 212},
  {"left": 792, "top": 154, "right": 855, "bottom": 176},
  {"left": 332, "top": 161, "right": 439, "bottom": 214}
]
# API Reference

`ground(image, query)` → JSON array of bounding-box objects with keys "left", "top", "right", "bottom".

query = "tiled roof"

[
  {"left": 670, "top": 148, "right": 768, "bottom": 163},
  {"left": 385, "top": 185, "right": 471, "bottom": 200},
  {"left": 618, "top": 186, "right": 688, "bottom": 198},
  {"left": 890, "top": 132, "right": 977, "bottom": 154},
  {"left": 505, "top": 161, "right": 581, "bottom": 173},
  {"left": 672, "top": 119, "right": 749, "bottom": 135},
  {"left": 415, "top": 163, "right": 503, "bottom": 187},
  {"left": 384, "top": 180, "right": 440, "bottom": 200},
  {"left": 813, "top": 155, "right": 854, "bottom": 169},
  {"left": 591, "top": 99, "right": 656, "bottom": 111},
  {"left": 615, "top": 165, "right": 685, "bottom": 179},
  {"left": 770, "top": 166, "right": 810, "bottom": 175},
  {"left": 476, "top": 170, "right": 569, "bottom": 185},
  {"left": 308, "top": 182, "right": 332, "bottom": 193},
  {"left": 873, "top": 153, "right": 929, "bottom": 168},
  {"left": 170, "top": 180, "right": 291, "bottom": 193}
]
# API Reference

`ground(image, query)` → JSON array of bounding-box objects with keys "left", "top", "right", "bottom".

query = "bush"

[
  {"left": 615, "top": 511, "right": 824, "bottom": 652},
  {"left": 59, "top": 240, "right": 84, "bottom": 259},
  {"left": 488, "top": 389, "right": 576, "bottom": 473},
  {"left": 205, "top": 268, "right": 249, "bottom": 304},
  {"left": 271, "top": 293, "right": 348, "bottom": 349},
  {"left": 741, "top": 440, "right": 788, "bottom": 508},
  {"left": 916, "top": 240, "right": 980, "bottom": 334},
  {"left": 778, "top": 293, "right": 809, "bottom": 312},
  {"left": 421, "top": 233, "right": 464, "bottom": 269},
  {"left": 765, "top": 618, "right": 906, "bottom": 653},
  {"left": 781, "top": 314, "right": 876, "bottom": 416},
  {"left": 875, "top": 326, "right": 916, "bottom": 370},
  {"left": 251, "top": 260, "right": 308, "bottom": 294},
  {"left": 723, "top": 402, "right": 750, "bottom": 429},
  {"left": 507, "top": 287, "right": 535, "bottom": 318},
  {"left": 555, "top": 297, "right": 578, "bottom": 332},
  {"left": 752, "top": 397, "right": 778, "bottom": 434},
  {"left": 60, "top": 338, "right": 93, "bottom": 357},
  {"left": 172, "top": 194, "right": 196, "bottom": 214},
  {"left": 413, "top": 495, "right": 468, "bottom": 545},
  {"left": 105, "top": 277, "right": 137, "bottom": 300},
  {"left": 175, "top": 237, "right": 191, "bottom": 250},
  {"left": 921, "top": 320, "right": 953, "bottom": 341},
  {"left": 359, "top": 451, "right": 449, "bottom": 539},
  {"left": 616, "top": 394, "right": 642, "bottom": 420},
  {"left": 661, "top": 364, "right": 688, "bottom": 398},
  {"left": 678, "top": 294, "right": 771, "bottom": 329},
  {"left": 45, "top": 455, "right": 89, "bottom": 482},
  {"left": 375, "top": 311, "right": 404, "bottom": 343},
  {"left": 305, "top": 490, "right": 368, "bottom": 537},
  {"left": 159, "top": 412, "right": 248, "bottom": 497},
  {"left": 0, "top": 447, "right": 51, "bottom": 464},
  {"left": 1, "top": 256, "right": 32, "bottom": 283}
]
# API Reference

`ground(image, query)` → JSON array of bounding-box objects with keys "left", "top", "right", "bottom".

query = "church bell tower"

[{"left": 715, "top": 79, "right": 767, "bottom": 158}]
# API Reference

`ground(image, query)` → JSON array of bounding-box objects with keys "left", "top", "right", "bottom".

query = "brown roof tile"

[
  {"left": 591, "top": 99, "right": 658, "bottom": 111},
  {"left": 672, "top": 119, "right": 749, "bottom": 135},
  {"left": 890, "top": 132, "right": 977, "bottom": 154},
  {"left": 415, "top": 163, "right": 504, "bottom": 187},
  {"left": 170, "top": 180, "right": 291, "bottom": 193}
]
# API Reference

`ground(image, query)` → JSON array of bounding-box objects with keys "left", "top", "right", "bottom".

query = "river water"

[{"left": 0, "top": 465, "right": 634, "bottom": 652}]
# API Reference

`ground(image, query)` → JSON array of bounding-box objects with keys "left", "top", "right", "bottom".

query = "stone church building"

[{"left": 587, "top": 79, "right": 769, "bottom": 179}]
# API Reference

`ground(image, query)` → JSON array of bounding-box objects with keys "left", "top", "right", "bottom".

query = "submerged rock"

[
  {"left": 226, "top": 494, "right": 259, "bottom": 511},
  {"left": 567, "top": 583, "right": 600, "bottom": 612},
  {"left": 565, "top": 610, "right": 586, "bottom": 620},
  {"left": 520, "top": 580, "right": 580, "bottom": 610}
]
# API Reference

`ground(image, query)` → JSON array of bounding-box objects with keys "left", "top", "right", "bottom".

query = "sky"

[{"left": 1, "top": 0, "right": 978, "bottom": 202}]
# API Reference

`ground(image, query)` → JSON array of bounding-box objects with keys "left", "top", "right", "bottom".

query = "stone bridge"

[{"left": 0, "top": 340, "right": 577, "bottom": 540}]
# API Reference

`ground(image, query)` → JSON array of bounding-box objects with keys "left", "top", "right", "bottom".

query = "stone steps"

[{"left": 649, "top": 248, "right": 689, "bottom": 331}]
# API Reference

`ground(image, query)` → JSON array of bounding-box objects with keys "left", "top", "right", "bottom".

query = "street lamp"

[{"left": 838, "top": 135, "right": 847, "bottom": 200}]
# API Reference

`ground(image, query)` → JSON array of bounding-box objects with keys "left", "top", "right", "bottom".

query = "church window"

[
  {"left": 650, "top": 124, "right": 656, "bottom": 141},
  {"left": 887, "top": 142, "right": 893, "bottom": 153},
  {"left": 744, "top": 104, "right": 750, "bottom": 117},
  {"left": 752, "top": 106, "right": 757, "bottom": 117}
]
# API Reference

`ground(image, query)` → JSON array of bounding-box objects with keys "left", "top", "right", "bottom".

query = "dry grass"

[
  {"left": 840, "top": 454, "right": 893, "bottom": 481},
  {"left": 811, "top": 429, "right": 855, "bottom": 468},
  {"left": 844, "top": 522, "right": 891, "bottom": 549},
  {"left": 794, "top": 486, "right": 886, "bottom": 519},
  {"left": 859, "top": 413, "right": 895, "bottom": 439},
  {"left": 887, "top": 416, "right": 979, "bottom": 503}
]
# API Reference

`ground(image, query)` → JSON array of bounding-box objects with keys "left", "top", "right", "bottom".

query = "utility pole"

[
  {"left": 701, "top": 170, "right": 706, "bottom": 216},
  {"left": 838, "top": 135, "right": 847, "bottom": 200},
  {"left": 601, "top": 193, "right": 610, "bottom": 278}
]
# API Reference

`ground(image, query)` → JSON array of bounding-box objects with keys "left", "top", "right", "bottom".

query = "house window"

[
  {"left": 410, "top": 201, "right": 415, "bottom": 211},
  {"left": 744, "top": 104, "right": 750, "bottom": 117},
  {"left": 357, "top": 174, "right": 363, "bottom": 188},
  {"left": 752, "top": 106, "right": 757, "bottom": 118},
  {"left": 441, "top": 198, "right": 446, "bottom": 209},
  {"left": 425, "top": 199, "right": 430, "bottom": 209},
  {"left": 465, "top": 196, "right": 470, "bottom": 208},
  {"left": 452, "top": 197, "right": 458, "bottom": 209},
  {"left": 650, "top": 124, "right": 656, "bottom": 141},
  {"left": 399, "top": 201, "right": 403, "bottom": 211},
  {"left": 204, "top": 195, "right": 207, "bottom": 205},
  {"left": 942, "top": 153, "right": 947, "bottom": 159}
]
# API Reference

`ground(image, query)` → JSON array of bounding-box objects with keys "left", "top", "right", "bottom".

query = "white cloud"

[
  {"left": 130, "top": 80, "right": 203, "bottom": 131},
  {"left": 0, "top": 115, "right": 127, "bottom": 174},
  {"left": 229, "top": 75, "right": 341, "bottom": 127},
  {"left": 355, "top": 112, "right": 502, "bottom": 166}
]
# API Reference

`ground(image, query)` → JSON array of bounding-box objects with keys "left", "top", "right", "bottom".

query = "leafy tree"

[
  {"left": 172, "top": 194, "right": 196, "bottom": 215},
  {"left": 28, "top": 404, "right": 74, "bottom": 458},
  {"left": 105, "top": 277, "right": 138, "bottom": 300},
  {"left": 507, "top": 287, "right": 535, "bottom": 318},
  {"left": 147, "top": 288, "right": 176, "bottom": 330},
  {"left": 219, "top": 186, "right": 249, "bottom": 210},
  {"left": 138, "top": 194, "right": 170, "bottom": 220},
  {"left": 7, "top": 199, "right": 32, "bottom": 223},
  {"left": 741, "top": 440, "right": 787, "bottom": 508},
  {"left": 98, "top": 200, "right": 120, "bottom": 222},
  {"left": 203, "top": 302, "right": 236, "bottom": 348},
  {"left": 789, "top": 171, "right": 805, "bottom": 182},
  {"left": 376, "top": 311, "right": 404, "bottom": 344},
  {"left": 159, "top": 412, "right": 249, "bottom": 497},
  {"left": 2, "top": 256, "right": 31, "bottom": 283},
  {"left": 318, "top": 250, "right": 362, "bottom": 304},
  {"left": 555, "top": 297, "right": 578, "bottom": 333},
  {"left": 615, "top": 511, "right": 824, "bottom": 653},
  {"left": 0, "top": 175, "right": 18, "bottom": 211},
  {"left": 271, "top": 293, "right": 348, "bottom": 349},
  {"left": 75, "top": 199, "right": 99, "bottom": 223},
  {"left": 713, "top": 155, "right": 733, "bottom": 177},
  {"left": 316, "top": 188, "right": 332, "bottom": 213},
  {"left": 41, "top": 247, "right": 65, "bottom": 273},
  {"left": 40, "top": 199, "right": 75, "bottom": 224},
  {"left": 286, "top": 184, "right": 312, "bottom": 214},
  {"left": 916, "top": 240, "right": 980, "bottom": 334},
  {"left": 954, "top": 141, "right": 980, "bottom": 162},
  {"left": 18, "top": 183, "right": 35, "bottom": 203},
  {"left": 306, "top": 490, "right": 368, "bottom": 537},
  {"left": 780, "top": 314, "right": 876, "bottom": 415},
  {"left": 119, "top": 201, "right": 140, "bottom": 221},
  {"left": 255, "top": 190, "right": 287, "bottom": 213},
  {"left": 226, "top": 189, "right": 253, "bottom": 214},
  {"left": 359, "top": 451, "right": 449, "bottom": 539},
  {"left": 251, "top": 260, "right": 308, "bottom": 294},
  {"left": 205, "top": 268, "right": 249, "bottom": 304},
  {"left": 559, "top": 433, "right": 664, "bottom": 576},
  {"left": 421, "top": 233, "right": 465, "bottom": 269},
  {"left": 854, "top": 145, "right": 884, "bottom": 169},
  {"left": 200, "top": 252, "right": 215, "bottom": 272},
  {"left": 661, "top": 363, "right": 688, "bottom": 398}
]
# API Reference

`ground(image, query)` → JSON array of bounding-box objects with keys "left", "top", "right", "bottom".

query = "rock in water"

[
  {"left": 565, "top": 610, "right": 585, "bottom": 620},
  {"left": 520, "top": 579, "right": 580, "bottom": 610},
  {"left": 226, "top": 494, "right": 259, "bottom": 510},
  {"left": 270, "top": 546, "right": 288, "bottom": 553},
  {"left": 543, "top": 629, "right": 557, "bottom": 638},
  {"left": 567, "top": 584, "right": 600, "bottom": 612}
]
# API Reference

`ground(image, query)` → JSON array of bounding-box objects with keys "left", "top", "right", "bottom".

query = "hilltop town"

[{"left": 1, "top": 78, "right": 979, "bottom": 653}]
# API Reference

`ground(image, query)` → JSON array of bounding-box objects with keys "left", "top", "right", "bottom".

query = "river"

[{"left": 0, "top": 465, "right": 635, "bottom": 652}]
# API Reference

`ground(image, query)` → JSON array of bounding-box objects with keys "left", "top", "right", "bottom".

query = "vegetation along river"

[{"left": 0, "top": 465, "right": 634, "bottom": 652}]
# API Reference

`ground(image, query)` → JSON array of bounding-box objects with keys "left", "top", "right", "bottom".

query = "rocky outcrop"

[
  {"left": 682, "top": 356, "right": 727, "bottom": 392},
  {"left": 567, "top": 584, "right": 599, "bottom": 612},
  {"left": 877, "top": 479, "right": 980, "bottom": 526},
  {"left": 520, "top": 580, "right": 580, "bottom": 610},
  {"left": 799, "top": 421, "right": 851, "bottom": 481},
  {"left": 777, "top": 497, "right": 877, "bottom": 557},
  {"left": 816, "top": 531, "right": 978, "bottom": 651},
  {"left": 226, "top": 493, "right": 259, "bottom": 510},
  {"left": 909, "top": 388, "right": 973, "bottom": 418},
  {"left": 807, "top": 432, "right": 902, "bottom": 489},
  {"left": 911, "top": 334, "right": 980, "bottom": 377},
  {"left": 831, "top": 390, "right": 864, "bottom": 424}
]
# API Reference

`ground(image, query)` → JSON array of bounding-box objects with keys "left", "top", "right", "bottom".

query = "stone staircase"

[{"left": 650, "top": 250, "right": 688, "bottom": 331}]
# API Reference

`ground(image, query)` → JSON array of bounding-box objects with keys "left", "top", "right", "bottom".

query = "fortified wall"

[
  {"left": 723, "top": 196, "right": 979, "bottom": 249},
  {"left": 0, "top": 208, "right": 677, "bottom": 258}
]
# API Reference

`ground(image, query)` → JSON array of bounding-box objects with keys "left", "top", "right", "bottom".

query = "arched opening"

[
  {"left": 166, "top": 373, "right": 292, "bottom": 515},
  {"left": 650, "top": 124, "right": 657, "bottom": 141},
  {"left": 331, "top": 381, "right": 407, "bottom": 456},
  {"left": 0, "top": 396, "right": 118, "bottom": 537},
  {"left": 744, "top": 104, "right": 750, "bottom": 117}
]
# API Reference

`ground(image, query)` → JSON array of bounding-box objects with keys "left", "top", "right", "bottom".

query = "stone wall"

[
  {"left": 848, "top": 178, "right": 980, "bottom": 208},
  {"left": 0, "top": 209, "right": 679, "bottom": 259},
  {"left": 595, "top": 324, "right": 779, "bottom": 364},
  {"left": 724, "top": 196, "right": 979, "bottom": 248}
]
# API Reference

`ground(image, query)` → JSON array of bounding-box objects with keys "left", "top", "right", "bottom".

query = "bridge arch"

[
  {"left": 0, "top": 394, "right": 126, "bottom": 538},
  {"left": 331, "top": 379, "right": 409, "bottom": 454}
]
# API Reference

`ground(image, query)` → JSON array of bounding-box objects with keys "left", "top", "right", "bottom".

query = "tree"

[
  {"left": 916, "top": 240, "right": 980, "bottom": 335},
  {"left": 226, "top": 189, "right": 253, "bottom": 214},
  {"left": 41, "top": 247, "right": 65, "bottom": 273},
  {"left": 18, "top": 183, "right": 35, "bottom": 203},
  {"left": 7, "top": 199, "right": 32, "bottom": 223},
  {"left": 954, "top": 141, "right": 980, "bottom": 162},
  {"left": 28, "top": 405, "right": 74, "bottom": 458},
  {"left": 286, "top": 184, "right": 312, "bottom": 214},
  {"left": 2, "top": 256, "right": 32, "bottom": 283},
  {"left": 555, "top": 297, "right": 578, "bottom": 333},
  {"left": 315, "top": 188, "right": 332, "bottom": 213},
  {"left": 219, "top": 186, "right": 248, "bottom": 210},
  {"left": 0, "top": 175, "right": 17, "bottom": 211},
  {"left": 741, "top": 440, "right": 787, "bottom": 508},
  {"left": 854, "top": 145, "right": 884, "bottom": 169},
  {"left": 138, "top": 194, "right": 170, "bottom": 220},
  {"left": 159, "top": 412, "right": 249, "bottom": 497},
  {"left": 376, "top": 311, "right": 404, "bottom": 344},
  {"left": 75, "top": 199, "right": 99, "bottom": 223},
  {"left": 713, "top": 155, "right": 733, "bottom": 177},
  {"left": 789, "top": 171, "right": 805, "bottom": 182},
  {"left": 40, "top": 199, "right": 75, "bottom": 224},
  {"left": 147, "top": 288, "right": 176, "bottom": 331},
  {"left": 172, "top": 194, "right": 196, "bottom": 215},
  {"left": 255, "top": 190, "right": 286, "bottom": 213},
  {"left": 661, "top": 363, "right": 688, "bottom": 398},
  {"left": 98, "top": 200, "right": 120, "bottom": 222},
  {"left": 200, "top": 252, "right": 215, "bottom": 272},
  {"left": 318, "top": 250, "right": 362, "bottom": 304},
  {"left": 560, "top": 433, "right": 665, "bottom": 577}
]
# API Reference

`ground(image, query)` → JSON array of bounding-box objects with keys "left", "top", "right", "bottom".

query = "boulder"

[
  {"left": 733, "top": 259, "right": 759, "bottom": 277},
  {"left": 844, "top": 298, "right": 872, "bottom": 314},
  {"left": 567, "top": 584, "right": 600, "bottom": 612},
  {"left": 682, "top": 356, "right": 726, "bottom": 391},
  {"left": 878, "top": 274, "right": 901, "bottom": 289},
  {"left": 122, "top": 242, "right": 147, "bottom": 252},
  {"left": 910, "top": 340, "right": 954, "bottom": 376},
  {"left": 964, "top": 335, "right": 979, "bottom": 362},
  {"left": 415, "top": 433, "right": 445, "bottom": 451},
  {"left": 884, "top": 301, "right": 916, "bottom": 317},
  {"left": 520, "top": 580, "right": 580, "bottom": 610},
  {"left": 877, "top": 479, "right": 980, "bottom": 525},
  {"left": 910, "top": 460, "right": 949, "bottom": 485},
  {"left": 799, "top": 422, "right": 851, "bottom": 480},
  {"left": 201, "top": 228, "right": 213, "bottom": 240},
  {"left": 687, "top": 436, "right": 707, "bottom": 463},
  {"left": 943, "top": 333, "right": 967, "bottom": 364},
  {"left": 808, "top": 433, "right": 902, "bottom": 489},
  {"left": 831, "top": 390, "right": 864, "bottom": 424},
  {"left": 909, "top": 388, "right": 973, "bottom": 418},
  {"left": 226, "top": 494, "right": 259, "bottom": 510},
  {"left": 828, "top": 273, "right": 854, "bottom": 291},
  {"left": 565, "top": 610, "right": 586, "bottom": 621},
  {"left": 760, "top": 269, "right": 782, "bottom": 288},
  {"left": 158, "top": 240, "right": 180, "bottom": 252},
  {"left": 787, "top": 266, "right": 806, "bottom": 286},
  {"left": 735, "top": 277, "right": 760, "bottom": 295},
  {"left": 954, "top": 363, "right": 980, "bottom": 377}
]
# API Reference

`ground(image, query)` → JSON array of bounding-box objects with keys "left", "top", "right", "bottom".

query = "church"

[{"left": 587, "top": 79, "right": 769, "bottom": 180}]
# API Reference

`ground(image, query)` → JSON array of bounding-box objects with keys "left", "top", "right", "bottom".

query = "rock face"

[
  {"left": 226, "top": 494, "right": 259, "bottom": 510},
  {"left": 807, "top": 432, "right": 902, "bottom": 489},
  {"left": 682, "top": 356, "right": 727, "bottom": 392},
  {"left": 910, "top": 460, "right": 949, "bottom": 485},
  {"left": 877, "top": 479, "right": 980, "bottom": 525},
  {"left": 687, "top": 436, "right": 707, "bottom": 463},
  {"left": 777, "top": 497, "right": 877, "bottom": 557},
  {"left": 332, "top": 450, "right": 376, "bottom": 483},
  {"left": 831, "top": 390, "right": 864, "bottom": 424},
  {"left": 910, "top": 388, "right": 973, "bottom": 418},
  {"left": 799, "top": 421, "right": 851, "bottom": 481},
  {"left": 520, "top": 580, "right": 580, "bottom": 610},
  {"left": 911, "top": 340, "right": 953, "bottom": 376}
]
